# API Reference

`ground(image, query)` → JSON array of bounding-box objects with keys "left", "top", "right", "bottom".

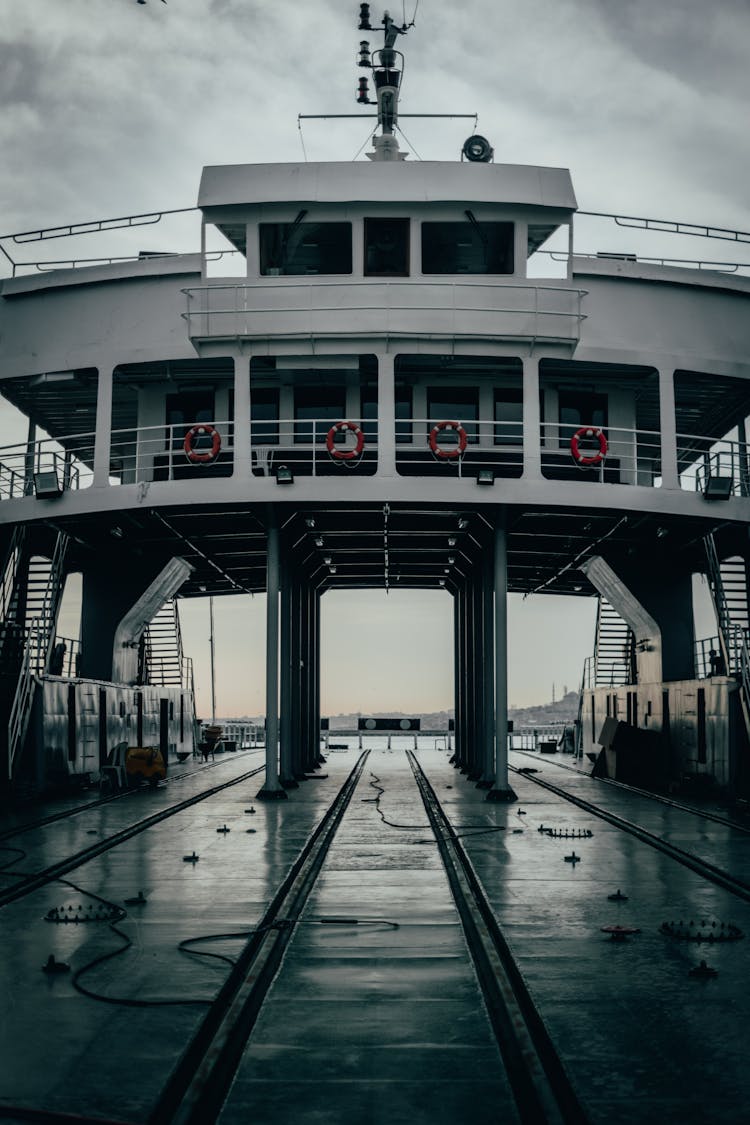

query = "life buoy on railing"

[
  {"left": 570, "top": 426, "right": 607, "bottom": 467},
  {"left": 184, "top": 424, "right": 222, "bottom": 464},
  {"left": 429, "top": 420, "right": 467, "bottom": 459},
  {"left": 326, "top": 421, "right": 365, "bottom": 461}
]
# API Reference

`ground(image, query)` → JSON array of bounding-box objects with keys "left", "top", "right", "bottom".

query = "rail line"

[
  {"left": 0, "top": 763, "right": 265, "bottom": 908},
  {"left": 0, "top": 751, "right": 264, "bottom": 843},
  {"left": 408, "top": 751, "right": 587, "bottom": 1125},
  {"left": 511, "top": 749, "right": 750, "bottom": 835},
  {"left": 509, "top": 764, "right": 750, "bottom": 904},
  {"left": 149, "top": 750, "right": 370, "bottom": 1125}
]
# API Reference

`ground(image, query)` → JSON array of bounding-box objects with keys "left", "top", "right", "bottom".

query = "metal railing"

[
  {"left": 539, "top": 423, "right": 662, "bottom": 486},
  {"left": 0, "top": 440, "right": 86, "bottom": 498},
  {"left": 3, "top": 418, "right": 750, "bottom": 497},
  {"left": 181, "top": 280, "right": 587, "bottom": 345},
  {"left": 678, "top": 434, "right": 750, "bottom": 497}
]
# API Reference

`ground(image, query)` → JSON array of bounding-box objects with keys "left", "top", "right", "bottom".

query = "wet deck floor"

[{"left": 1, "top": 746, "right": 749, "bottom": 1123}]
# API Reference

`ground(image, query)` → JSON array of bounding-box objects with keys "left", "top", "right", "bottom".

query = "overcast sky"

[{"left": 2, "top": 0, "right": 746, "bottom": 715}]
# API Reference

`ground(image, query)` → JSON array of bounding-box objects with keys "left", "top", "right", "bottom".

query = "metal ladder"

[
  {"left": 7, "top": 532, "right": 69, "bottom": 783},
  {"left": 143, "top": 598, "right": 188, "bottom": 687},
  {"left": 593, "top": 596, "right": 634, "bottom": 686}
]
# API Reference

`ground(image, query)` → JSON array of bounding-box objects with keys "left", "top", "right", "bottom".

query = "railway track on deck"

[
  {"left": 149, "top": 749, "right": 371, "bottom": 1125},
  {"left": 0, "top": 762, "right": 265, "bottom": 908},
  {"left": 408, "top": 751, "right": 587, "bottom": 1125},
  {"left": 508, "top": 763, "right": 750, "bottom": 904},
  {"left": 511, "top": 749, "right": 750, "bottom": 835},
  {"left": 0, "top": 751, "right": 264, "bottom": 843}
]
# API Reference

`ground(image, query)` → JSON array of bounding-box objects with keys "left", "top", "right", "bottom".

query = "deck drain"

[
  {"left": 538, "top": 825, "right": 593, "bottom": 839},
  {"left": 601, "top": 924, "right": 640, "bottom": 942},
  {"left": 45, "top": 902, "right": 125, "bottom": 924},
  {"left": 660, "top": 919, "right": 743, "bottom": 942}
]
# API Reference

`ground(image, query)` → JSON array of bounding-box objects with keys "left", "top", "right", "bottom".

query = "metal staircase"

[
  {"left": 7, "top": 532, "right": 69, "bottom": 783},
  {"left": 704, "top": 533, "right": 750, "bottom": 743},
  {"left": 143, "top": 598, "right": 190, "bottom": 687},
  {"left": 593, "top": 596, "right": 634, "bottom": 686},
  {"left": 0, "top": 526, "right": 27, "bottom": 672},
  {"left": 704, "top": 536, "right": 749, "bottom": 673}
]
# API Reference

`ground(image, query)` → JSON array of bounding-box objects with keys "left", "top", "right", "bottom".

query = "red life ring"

[
  {"left": 570, "top": 426, "right": 607, "bottom": 467},
  {"left": 326, "top": 421, "right": 365, "bottom": 461},
  {"left": 184, "top": 424, "right": 221, "bottom": 464},
  {"left": 429, "top": 420, "right": 467, "bottom": 459}
]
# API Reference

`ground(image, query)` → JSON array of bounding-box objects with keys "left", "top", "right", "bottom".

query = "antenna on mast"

[{"left": 356, "top": 5, "right": 411, "bottom": 161}]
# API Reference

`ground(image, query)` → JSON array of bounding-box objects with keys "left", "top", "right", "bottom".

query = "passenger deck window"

[
  {"left": 494, "top": 390, "right": 523, "bottom": 445},
  {"left": 558, "top": 391, "right": 607, "bottom": 449},
  {"left": 427, "top": 387, "right": 479, "bottom": 443},
  {"left": 259, "top": 222, "right": 352, "bottom": 276},
  {"left": 294, "top": 386, "right": 346, "bottom": 443},
  {"left": 421, "top": 221, "right": 514, "bottom": 274},
  {"left": 251, "top": 388, "right": 280, "bottom": 445},
  {"left": 364, "top": 218, "right": 410, "bottom": 276}
]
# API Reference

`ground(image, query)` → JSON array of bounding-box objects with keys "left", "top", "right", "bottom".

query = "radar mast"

[{"left": 356, "top": 5, "right": 412, "bottom": 161}]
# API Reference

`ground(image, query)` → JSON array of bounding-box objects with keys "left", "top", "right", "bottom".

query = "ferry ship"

[{"left": 1, "top": 4, "right": 749, "bottom": 805}]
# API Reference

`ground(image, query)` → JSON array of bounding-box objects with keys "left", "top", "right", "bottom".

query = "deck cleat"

[
  {"left": 124, "top": 891, "right": 147, "bottom": 906},
  {"left": 689, "top": 960, "right": 718, "bottom": 979},
  {"left": 42, "top": 955, "right": 70, "bottom": 974}
]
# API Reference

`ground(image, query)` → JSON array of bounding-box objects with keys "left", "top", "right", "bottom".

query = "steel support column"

[
  {"left": 279, "top": 548, "right": 298, "bottom": 788},
  {"left": 478, "top": 546, "right": 495, "bottom": 786},
  {"left": 487, "top": 513, "right": 516, "bottom": 802},
  {"left": 257, "top": 516, "right": 287, "bottom": 799}
]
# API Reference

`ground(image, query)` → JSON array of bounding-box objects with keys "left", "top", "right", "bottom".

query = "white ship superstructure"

[{"left": 1, "top": 8, "right": 749, "bottom": 800}]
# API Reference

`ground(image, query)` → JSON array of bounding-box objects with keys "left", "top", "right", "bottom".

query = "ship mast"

[{"left": 357, "top": 5, "right": 412, "bottom": 161}]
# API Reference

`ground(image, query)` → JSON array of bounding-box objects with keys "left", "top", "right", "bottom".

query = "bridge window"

[
  {"left": 364, "top": 218, "right": 410, "bottom": 276},
  {"left": 421, "top": 221, "right": 514, "bottom": 274},
  {"left": 259, "top": 222, "right": 352, "bottom": 275}
]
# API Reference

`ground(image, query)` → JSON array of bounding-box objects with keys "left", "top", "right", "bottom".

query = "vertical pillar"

[
  {"left": 658, "top": 367, "right": 679, "bottom": 490},
  {"left": 279, "top": 552, "right": 297, "bottom": 788},
  {"left": 450, "top": 590, "right": 459, "bottom": 763},
  {"left": 232, "top": 354, "right": 252, "bottom": 480},
  {"left": 290, "top": 576, "right": 304, "bottom": 780},
  {"left": 377, "top": 351, "right": 397, "bottom": 477},
  {"left": 488, "top": 513, "right": 516, "bottom": 802},
  {"left": 314, "top": 591, "right": 323, "bottom": 763},
  {"left": 478, "top": 547, "right": 495, "bottom": 787},
  {"left": 257, "top": 515, "right": 287, "bottom": 799},
  {"left": 522, "top": 355, "right": 542, "bottom": 480},
  {"left": 467, "top": 577, "right": 481, "bottom": 779},
  {"left": 454, "top": 584, "right": 465, "bottom": 769},
  {"left": 93, "top": 365, "right": 114, "bottom": 488}
]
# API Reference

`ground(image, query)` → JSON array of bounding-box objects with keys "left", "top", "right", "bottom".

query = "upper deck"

[{"left": 1, "top": 156, "right": 749, "bottom": 598}]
